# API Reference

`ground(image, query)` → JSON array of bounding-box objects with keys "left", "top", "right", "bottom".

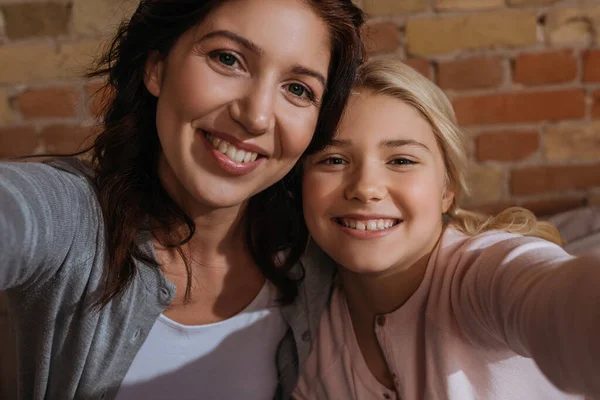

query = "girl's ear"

[
  {"left": 442, "top": 187, "right": 455, "bottom": 214},
  {"left": 144, "top": 51, "right": 164, "bottom": 97}
]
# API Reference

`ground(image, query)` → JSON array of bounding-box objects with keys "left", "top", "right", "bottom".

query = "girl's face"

[
  {"left": 145, "top": 0, "right": 331, "bottom": 214},
  {"left": 303, "top": 91, "right": 455, "bottom": 275}
]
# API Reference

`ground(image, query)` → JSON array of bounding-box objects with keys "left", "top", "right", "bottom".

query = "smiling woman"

[{"left": 0, "top": 1, "right": 365, "bottom": 399}]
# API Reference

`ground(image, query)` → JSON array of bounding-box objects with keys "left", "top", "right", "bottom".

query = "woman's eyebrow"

[
  {"left": 198, "top": 30, "right": 264, "bottom": 55},
  {"left": 291, "top": 65, "right": 327, "bottom": 88}
]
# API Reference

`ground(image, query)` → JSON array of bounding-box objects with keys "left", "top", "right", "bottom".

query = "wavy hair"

[{"left": 87, "top": 0, "right": 366, "bottom": 306}]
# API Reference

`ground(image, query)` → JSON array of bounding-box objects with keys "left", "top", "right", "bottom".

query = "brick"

[
  {"left": 0, "top": 10, "right": 5, "bottom": 37},
  {"left": 362, "top": 0, "right": 428, "bottom": 15},
  {"left": 437, "top": 56, "right": 503, "bottom": 90},
  {"left": 583, "top": 49, "right": 600, "bottom": 83},
  {"left": 453, "top": 89, "right": 585, "bottom": 126},
  {"left": 544, "top": 123, "right": 600, "bottom": 162},
  {"left": 436, "top": 0, "right": 504, "bottom": 11},
  {"left": 475, "top": 130, "right": 539, "bottom": 161},
  {"left": 73, "top": 0, "right": 137, "bottom": 36},
  {"left": 0, "top": 40, "right": 105, "bottom": 84},
  {"left": 86, "top": 81, "right": 112, "bottom": 118},
  {"left": 363, "top": 22, "right": 401, "bottom": 54},
  {"left": 2, "top": 3, "right": 69, "bottom": 40},
  {"left": 0, "top": 89, "right": 14, "bottom": 124},
  {"left": 60, "top": 40, "right": 107, "bottom": 79},
  {"left": 508, "top": 0, "right": 561, "bottom": 6},
  {"left": 464, "top": 165, "right": 505, "bottom": 203},
  {"left": 520, "top": 196, "right": 587, "bottom": 217},
  {"left": 16, "top": 87, "right": 79, "bottom": 119},
  {"left": 592, "top": 90, "right": 600, "bottom": 119},
  {"left": 0, "top": 126, "right": 38, "bottom": 158},
  {"left": 40, "top": 125, "right": 94, "bottom": 154},
  {"left": 545, "top": 7, "right": 600, "bottom": 47},
  {"left": 513, "top": 50, "right": 577, "bottom": 86},
  {"left": 589, "top": 190, "right": 600, "bottom": 206},
  {"left": 406, "top": 12, "right": 537, "bottom": 56},
  {"left": 405, "top": 59, "right": 432, "bottom": 80},
  {"left": 511, "top": 164, "right": 600, "bottom": 195}
]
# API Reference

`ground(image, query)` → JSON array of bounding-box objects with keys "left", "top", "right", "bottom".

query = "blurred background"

[{"left": 1, "top": 0, "right": 600, "bottom": 215}]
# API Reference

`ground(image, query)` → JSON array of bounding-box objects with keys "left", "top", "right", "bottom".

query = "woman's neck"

[{"left": 153, "top": 210, "right": 265, "bottom": 324}]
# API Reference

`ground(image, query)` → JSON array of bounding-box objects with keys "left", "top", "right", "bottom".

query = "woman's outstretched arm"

[{"left": 0, "top": 160, "right": 101, "bottom": 291}]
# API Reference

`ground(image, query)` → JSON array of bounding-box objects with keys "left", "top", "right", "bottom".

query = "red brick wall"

[
  {"left": 359, "top": 0, "right": 600, "bottom": 215},
  {"left": 1, "top": 0, "right": 600, "bottom": 215}
]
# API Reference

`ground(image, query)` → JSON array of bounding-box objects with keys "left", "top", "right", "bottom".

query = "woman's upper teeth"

[
  {"left": 340, "top": 218, "right": 398, "bottom": 231},
  {"left": 207, "top": 132, "right": 258, "bottom": 163}
]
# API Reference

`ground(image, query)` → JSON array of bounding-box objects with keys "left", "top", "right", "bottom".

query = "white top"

[
  {"left": 294, "top": 228, "right": 600, "bottom": 400},
  {"left": 115, "top": 282, "right": 287, "bottom": 400}
]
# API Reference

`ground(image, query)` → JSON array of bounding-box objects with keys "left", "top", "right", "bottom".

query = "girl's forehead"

[{"left": 338, "top": 93, "right": 434, "bottom": 141}]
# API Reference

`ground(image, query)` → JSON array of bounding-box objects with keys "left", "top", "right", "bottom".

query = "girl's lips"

[{"left": 332, "top": 218, "right": 402, "bottom": 239}]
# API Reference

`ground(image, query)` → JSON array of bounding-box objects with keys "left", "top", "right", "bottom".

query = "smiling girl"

[{"left": 295, "top": 58, "right": 600, "bottom": 400}]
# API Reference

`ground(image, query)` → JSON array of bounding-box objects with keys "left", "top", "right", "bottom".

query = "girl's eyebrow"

[
  {"left": 329, "top": 138, "right": 430, "bottom": 152},
  {"left": 379, "top": 139, "right": 430, "bottom": 152}
]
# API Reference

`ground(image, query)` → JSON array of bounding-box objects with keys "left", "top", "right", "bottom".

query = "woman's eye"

[
  {"left": 218, "top": 53, "right": 237, "bottom": 66},
  {"left": 210, "top": 51, "right": 240, "bottom": 68},
  {"left": 287, "top": 83, "right": 314, "bottom": 100}
]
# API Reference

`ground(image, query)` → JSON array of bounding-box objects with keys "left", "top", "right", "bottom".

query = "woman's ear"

[{"left": 144, "top": 51, "right": 164, "bottom": 97}]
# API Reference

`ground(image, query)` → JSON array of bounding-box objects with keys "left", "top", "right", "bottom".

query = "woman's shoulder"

[{"left": 1, "top": 157, "right": 96, "bottom": 193}]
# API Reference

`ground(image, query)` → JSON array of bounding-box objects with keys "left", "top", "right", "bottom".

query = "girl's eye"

[
  {"left": 287, "top": 83, "right": 315, "bottom": 101},
  {"left": 390, "top": 158, "right": 416, "bottom": 165}
]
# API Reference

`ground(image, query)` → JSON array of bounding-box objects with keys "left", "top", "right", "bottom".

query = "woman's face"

[
  {"left": 144, "top": 0, "right": 331, "bottom": 214},
  {"left": 302, "top": 92, "right": 454, "bottom": 275}
]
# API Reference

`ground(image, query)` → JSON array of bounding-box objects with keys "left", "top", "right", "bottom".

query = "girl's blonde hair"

[{"left": 354, "top": 57, "right": 562, "bottom": 245}]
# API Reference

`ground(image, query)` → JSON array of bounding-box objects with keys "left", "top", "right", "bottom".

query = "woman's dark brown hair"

[{"left": 88, "top": 0, "right": 365, "bottom": 307}]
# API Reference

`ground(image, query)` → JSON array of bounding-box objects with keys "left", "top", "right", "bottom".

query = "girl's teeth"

[
  {"left": 341, "top": 218, "right": 398, "bottom": 231},
  {"left": 206, "top": 132, "right": 258, "bottom": 163}
]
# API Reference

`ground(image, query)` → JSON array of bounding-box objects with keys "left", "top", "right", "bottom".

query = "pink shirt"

[{"left": 294, "top": 228, "right": 600, "bottom": 399}]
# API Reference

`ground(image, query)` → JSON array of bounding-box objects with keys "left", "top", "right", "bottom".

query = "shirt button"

[
  {"left": 132, "top": 327, "right": 142, "bottom": 340},
  {"left": 376, "top": 315, "right": 386, "bottom": 326},
  {"left": 302, "top": 330, "right": 311, "bottom": 342}
]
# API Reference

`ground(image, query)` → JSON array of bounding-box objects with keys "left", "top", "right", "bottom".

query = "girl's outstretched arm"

[{"left": 451, "top": 230, "right": 600, "bottom": 398}]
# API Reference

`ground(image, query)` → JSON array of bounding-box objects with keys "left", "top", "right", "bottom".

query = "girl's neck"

[{"left": 340, "top": 251, "right": 430, "bottom": 319}]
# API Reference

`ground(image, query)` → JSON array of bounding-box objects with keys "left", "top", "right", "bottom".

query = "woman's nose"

[{"left": 229, "top": 80, "right": 275, "bottom": 136}]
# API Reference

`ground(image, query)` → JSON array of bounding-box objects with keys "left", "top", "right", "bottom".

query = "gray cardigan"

[{"left": 0, "top": 159, "right": 335, "bottom": 400}]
